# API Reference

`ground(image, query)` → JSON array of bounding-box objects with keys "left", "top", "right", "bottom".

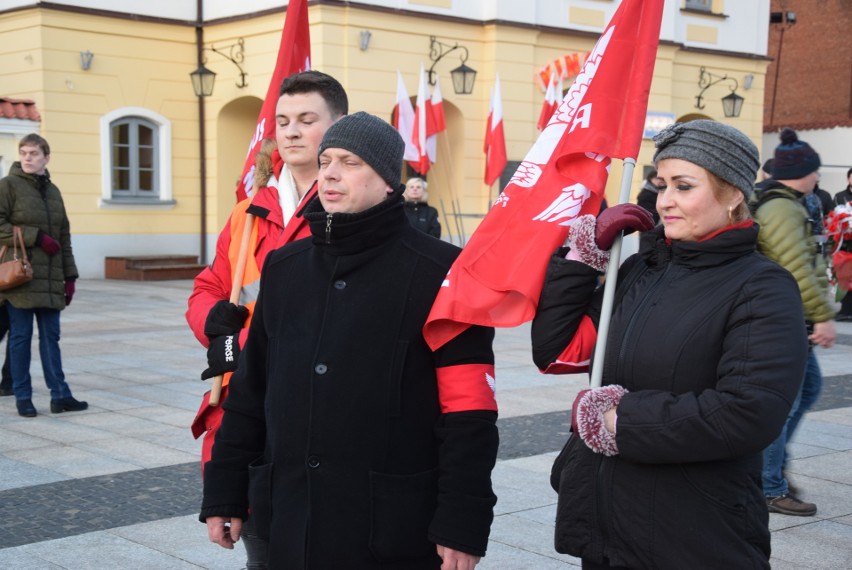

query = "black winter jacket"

[
  {"left": 201, "top": 190, "right": 498, "bottom": 569},
  {"left": 403, "top": 200, "right": 441, "bottom": 238},
  {"left": 835, "top": 186, "right": 852, "bottom": 207},
  {"left": 532, "top": 224, "right": 807, "bottom": 569},
  {"left": 0, "top": 163, "right": 77, "bottom": 309}
]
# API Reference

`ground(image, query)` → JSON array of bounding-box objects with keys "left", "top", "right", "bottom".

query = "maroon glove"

[
  {"left": 65, "top": 280, "right": 75, "bottom": 306},
  {"left": 36, "top": 231, "right": 61, "bottom": 256},
  {"left": 572, "top": 385, "right": 628, "bottom": 456},
  {"left": 594, "top": 203, "right": 655, "bottom": 250}
]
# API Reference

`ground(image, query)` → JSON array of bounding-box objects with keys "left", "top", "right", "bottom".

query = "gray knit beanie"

[
  {"left": 652, "top": 120, "right": 760, "bottom": 199},
  {"left": 318, "top": 111, "right": 405, "bottom": 192}
]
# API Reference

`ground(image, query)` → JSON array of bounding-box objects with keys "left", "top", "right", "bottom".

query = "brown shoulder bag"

[{"left": 0, "top": 226, "right": 34, "bottom": 291}]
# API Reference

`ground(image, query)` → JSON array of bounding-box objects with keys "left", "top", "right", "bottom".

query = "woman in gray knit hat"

[{"left": 531, "top": 120, "right": 808, "bottom": 569}]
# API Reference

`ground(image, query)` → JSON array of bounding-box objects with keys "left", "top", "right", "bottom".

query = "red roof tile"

[{"left": 0, "top": 98, "right": 41, "bottom": 121}]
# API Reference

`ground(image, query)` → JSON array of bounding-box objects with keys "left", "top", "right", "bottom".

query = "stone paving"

[{"left": 0, "top": 279, "right": 850, "bottom": 568}]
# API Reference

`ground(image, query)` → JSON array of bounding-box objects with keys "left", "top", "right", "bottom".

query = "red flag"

[
  {"left": 236, "top": 0, "right": 310, "bottom": 201},
  {"left": 483, "top": 74, "right": 507, "bottom": 186},
  {"left": 536, "top": 74, "right": 558, "bottom": 131},
  {"left": 393, "top": 71, "right": 419, "bottom": 163},
  {"left": 424, "top": 0, "right": 663, "bottom": 350},
  {"left": 410, "top": 64, "right": 435, "bottom": 175}
]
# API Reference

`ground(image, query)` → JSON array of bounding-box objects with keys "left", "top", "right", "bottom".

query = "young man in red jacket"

[{"left": 187, "top": 70, "right": 347, "bottom": 567}]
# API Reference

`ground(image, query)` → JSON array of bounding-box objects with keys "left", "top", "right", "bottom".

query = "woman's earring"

[{"left": 728, "top": 206, "right": 734, "bottom": 225}]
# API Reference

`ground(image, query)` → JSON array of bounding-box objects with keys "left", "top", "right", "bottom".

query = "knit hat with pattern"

[
  {"left": 771, "top": 128, "right": 821, "bottom": 180},
  {"left": 653, "top": 120, "right": 760, "bottom": 199}
]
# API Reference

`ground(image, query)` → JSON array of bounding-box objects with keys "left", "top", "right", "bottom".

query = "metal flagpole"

[{"left": 590, "top": 158, "right": 636, "bottom": 388}]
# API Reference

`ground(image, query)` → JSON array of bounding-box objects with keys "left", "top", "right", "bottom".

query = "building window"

[
  {"left": 99, "top": 107, "right": 174, "bottom": 208},
  {"left": 110, "top": 117, "right": 158, "bottom": 198},
  {"left": 685, "top": 0, "right": 712, "bottom": 11}
]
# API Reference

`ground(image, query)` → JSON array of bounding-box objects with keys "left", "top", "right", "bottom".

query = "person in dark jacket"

[
  {"left": 834, "top": 167, "right": 852, "bottom": 207},
  {"left": 532, "top": 120, "right": 807, "bottom": 569},
  {"left": 201, "top": 112, "right": 499, "bottom": 569},
  {"left": 634, "top": 169, "right": 659, "bottom": 224},
  {"left": 754, "top": 128, "right": 836, "bottom": 517},
  {"left": 403, "top": 177, "right": 441, "bottom": 238},
  {"left": 0, "top": 134, "right": 85, "bottom": 418}
]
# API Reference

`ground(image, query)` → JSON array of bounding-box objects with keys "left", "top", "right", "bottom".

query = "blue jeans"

[
  {"left": 7, "top": 303, "right": 72, "bottom": 401},
  {"left": 762, "top": 349, "right": 822, "bottom": 496}
]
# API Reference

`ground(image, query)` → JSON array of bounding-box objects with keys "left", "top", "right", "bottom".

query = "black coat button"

[
  {"left": 334, "top": 280, "right": 346, "bottom": 290},
  {"left": 307, "top": 455, "right": 320, "bottom": 468},
  {"left": 315, "top": 363, "right": 328, "bottom": 375}
]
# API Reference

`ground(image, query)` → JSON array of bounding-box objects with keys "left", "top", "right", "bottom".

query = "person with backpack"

[{"left": 752, "top": 128, "right": 836, "bottom": 516}]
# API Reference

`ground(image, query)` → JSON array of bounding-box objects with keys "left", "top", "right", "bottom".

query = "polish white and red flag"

[
  {"left": 410, "top": 63, "right": 437, "bottom": 174},
  {"left": 394, "top": 71, "right": 419, "bottom": 164},
  {"left": 236, "top": 0, "right": 311, "bottom": 201},
  {"left": 423, "top": 0, "right": 664, "bottom": 350},
  {"left": 426, "top": 75, "right": 446, "bottom": 163},
  {"left": 483, "top": 74, "right": 507, "bottom": 186},
  {"left": 536, "top": 74, "right": 558, "bottom": 131}
]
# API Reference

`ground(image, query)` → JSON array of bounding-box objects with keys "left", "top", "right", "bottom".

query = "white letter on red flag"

[
  {"left": 424, "top": 0, "right": 664, "bottom": 350},
  {"left": 236, "top": 0, "right": 311, "bottom": 202}
]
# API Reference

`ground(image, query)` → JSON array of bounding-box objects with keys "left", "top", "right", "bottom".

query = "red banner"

[
  {"left": 235, "top": 0, "right": 311, "bottom": 202},
  {"left": 423, "top": 0, "right": 663, "bottom": 350}
]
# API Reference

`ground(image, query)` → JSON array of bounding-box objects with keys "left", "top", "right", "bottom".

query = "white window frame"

[
  {"left": 99, "top": 107, "right": 174, "bottom": 208},
  {"left": 685, "top": 0, "right": 713, "bottom": 11}
]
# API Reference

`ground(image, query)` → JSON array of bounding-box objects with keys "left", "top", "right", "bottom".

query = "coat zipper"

[
  {"left": 41, "top": 183, "right": 58, "bottom": 309},
  {"left": 325, "top": 213, "right": 332, "bottom": 244},
  {"left": 597, "top": 248, "right": 672, "bottom": 559}
]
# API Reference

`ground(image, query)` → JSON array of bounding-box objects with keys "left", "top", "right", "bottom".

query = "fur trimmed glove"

[
  {"left": 565, "top": 215, "right": 611, "bottom": 272},
  {"left": 565, "top": 204, "right": 655, "bottom": 272},
  {"left": 571, "top": 384, "right": 628, "bottom": 456}
]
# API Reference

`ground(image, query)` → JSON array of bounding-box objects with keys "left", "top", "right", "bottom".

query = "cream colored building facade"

[{"left": 0, "top": 0, "right": 771, "bottom": 277}]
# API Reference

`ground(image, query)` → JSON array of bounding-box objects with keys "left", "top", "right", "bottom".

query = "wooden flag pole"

[{"left": 209, "top": 213, "right": 254, "bottom": 406}]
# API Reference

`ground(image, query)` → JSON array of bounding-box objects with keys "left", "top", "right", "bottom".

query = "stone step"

[{"left": 105, "top": 256, "right": 205, "bottom": 281}]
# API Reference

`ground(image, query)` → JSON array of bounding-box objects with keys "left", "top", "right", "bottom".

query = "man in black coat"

[{"left": 201, "top": 112, "right": 499, "bottom": 569}]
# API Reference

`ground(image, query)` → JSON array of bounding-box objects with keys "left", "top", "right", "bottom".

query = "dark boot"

[
  {"left": 50, "top": 396, "right": 88, "bottom": 413},
  {"left": 16, "top": 399, "right": 37, "bottom": 417}
]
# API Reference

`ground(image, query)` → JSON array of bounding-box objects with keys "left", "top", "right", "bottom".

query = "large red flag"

[
  {"left": 424, "top": 0, "right": 663, "bottom": 350},
  {"left": 483, "top": 74, "right": 507, "bottom": 186},
  {"left": 236, "top": 0, "right": 310, "bottom": 201}
]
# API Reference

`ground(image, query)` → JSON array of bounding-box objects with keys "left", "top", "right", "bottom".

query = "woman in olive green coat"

[{"left": 0, "top": 133, "right": 85, "bottom": 418}]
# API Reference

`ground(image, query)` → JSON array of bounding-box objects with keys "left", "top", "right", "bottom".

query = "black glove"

[
  {"left": 201, "top": 334, "right": 240, "bottom": 380},
  {"left": 204, "top": 300, "right": 249, "bottom": 338}
]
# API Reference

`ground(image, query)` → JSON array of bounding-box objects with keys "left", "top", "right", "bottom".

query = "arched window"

[
  {"left": 99, "top": 107, "right": 173, "bottom": 207},
  {"left": 110, "top": 117, "right": 158, "bottom": 197}
]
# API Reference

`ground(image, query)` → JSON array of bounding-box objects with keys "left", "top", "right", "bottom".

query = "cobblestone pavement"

[{"left": 0, "top": 279, "right": 850, "bottom": 569}]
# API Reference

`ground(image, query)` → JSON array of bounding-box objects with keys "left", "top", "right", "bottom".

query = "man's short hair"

[
  {"left": 279, "top": 70, "right": 348, "bottom": 118},
  {"left": 19, "top": 133, "right": 50, "bottom": 156}
]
